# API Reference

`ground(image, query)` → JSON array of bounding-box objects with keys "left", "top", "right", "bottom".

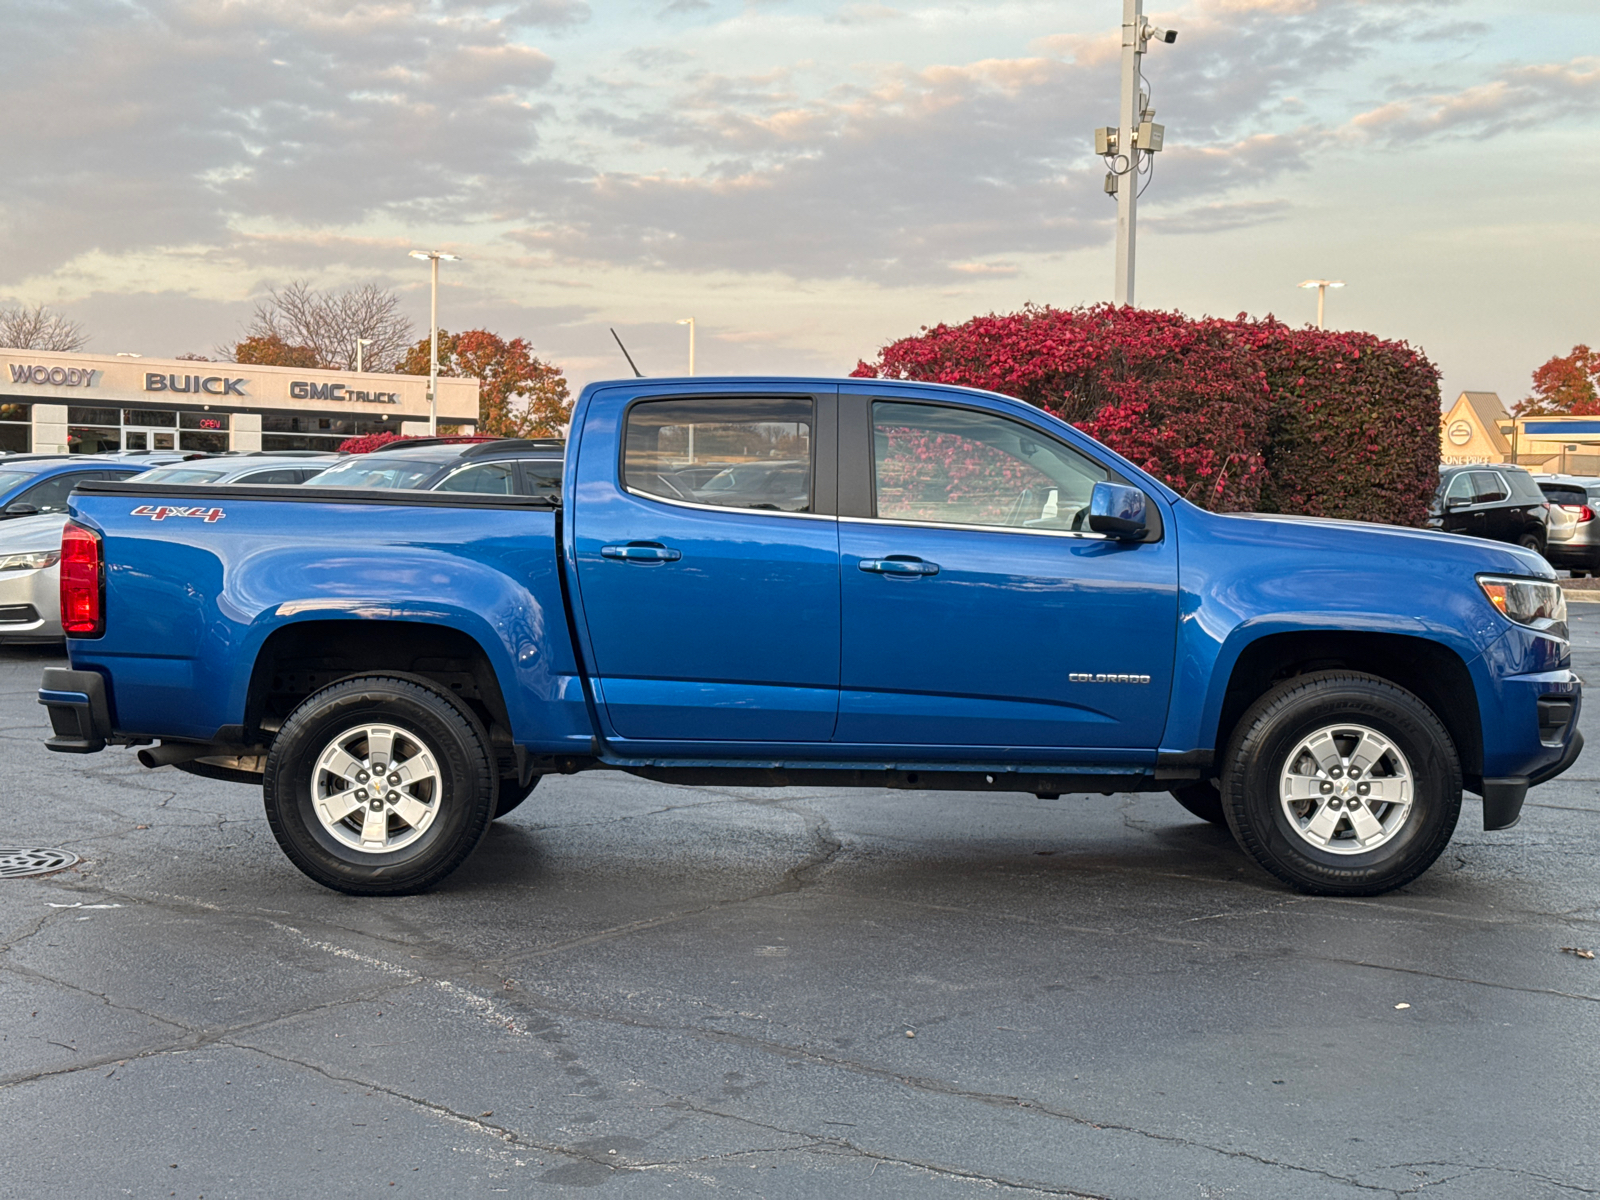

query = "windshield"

[
  {"left": 133, "top": 467, "right": 228, "bottom": 485},
  {"left": 0, "top": 469, "right": 47, "bottom": 494},
  {"left": 307, "top": 457, "right": 445, "bottom": 490}
]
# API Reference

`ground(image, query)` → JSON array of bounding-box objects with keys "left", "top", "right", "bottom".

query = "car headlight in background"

[
  {"left": 1478, "top": 575, "right": 1567, "bottom": 640},
  {"left": 0, "top": 550, "right": 61, "bottom": 572}
]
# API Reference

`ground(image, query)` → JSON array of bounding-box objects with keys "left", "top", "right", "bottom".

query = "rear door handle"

[
  {"left": 601, "top": 543, "right": 682, "bottom": 562},
  {"left": 859, "top": 557, "right": 939, "bottom": 577}
]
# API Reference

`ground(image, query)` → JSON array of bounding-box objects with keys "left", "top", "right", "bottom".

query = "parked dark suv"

[{"left": 1429, "top": 463, "right": 1550, "bottom": 554}]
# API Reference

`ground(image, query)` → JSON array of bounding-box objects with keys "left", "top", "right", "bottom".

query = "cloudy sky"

[{"left": 2, "top": 0, "right": 1596, "bottom": 404}]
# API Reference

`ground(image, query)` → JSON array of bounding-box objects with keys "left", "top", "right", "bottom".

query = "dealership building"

[
  {"left": 1440, "top": 390, "right": 1600, "bottom": 477},
  {"left": 0, "top": 349, "right": 480, "bottom": 455}
]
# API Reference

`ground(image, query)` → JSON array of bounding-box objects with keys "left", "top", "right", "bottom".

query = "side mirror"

[
  {"left": 1088, "top": 482, "right": 1148, "bottom": 541},
  {"left": 1445, "top": 495, "right": 1469, "bottom": 509},
  {"left": 2, "top": 503, "right": 39, "bottom": 518}
]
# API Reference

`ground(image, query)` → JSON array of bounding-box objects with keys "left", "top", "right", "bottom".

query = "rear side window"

[
  {"left": 519, "top": 460, "right": 563, "bottom": 495},
  {"left": 624, "top": 397, "right": 814, "bottom": 513},
  {"left": 871, "top": 401, "right": 1107, "bottom": 530},
  {"left": 1469, "top": 471, "right": 1508, "bottom": 504},
  {"left": 236, "top": 468, "right": 307, "bottom": 485}
]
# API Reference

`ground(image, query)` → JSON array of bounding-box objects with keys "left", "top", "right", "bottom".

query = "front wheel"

[
  {"left": 1220, "top": 671, "right": 1461, "bottom": 896},
  {"left": 263, "top": 675, "right": 496, "bottom": 895}
]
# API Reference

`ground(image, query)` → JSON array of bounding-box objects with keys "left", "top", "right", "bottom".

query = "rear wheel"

[
  {"left": 1519, "top": 533, "right": 1544, "bottom": 556},
  {"left": 263, "top": 675, "right": 496, "bottom": 895},
  {"left": 1169, "top": 780, "right": 1227, "bottom": 826},
  {"left": 1220, "top": 671, "right": 1461, "bottom": 896}
]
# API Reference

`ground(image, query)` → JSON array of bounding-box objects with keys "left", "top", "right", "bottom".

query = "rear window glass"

[
  {"left": 307, "top": 457, "right": 446, "bottom": 490},
  {"left": 624, "top": 397, "right": 814, "bottom": 513},
  {"left": 133, "top": 467, "right": 228, "bottom": 485},
  {"left": 1540, "top": 483, "right": 1589, "bottom": 506}
]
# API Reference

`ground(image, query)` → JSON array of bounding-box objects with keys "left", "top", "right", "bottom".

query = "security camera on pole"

[{"left": 1094, "top": 0, "right": 1176, "bottom": 306}]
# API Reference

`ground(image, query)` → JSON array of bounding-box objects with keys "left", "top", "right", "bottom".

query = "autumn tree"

[
  {"left": 0, "top": 303, "right": 88, "bottom": 351},
  {"left": 232, "top": 333, "right": 321, "bottom": 368},
  {"left": 1514, "top": 345, "right": 1600, "bottom": 416},
  {"left": 221, "top": 281, "right": 413, "bottom": 370},
  {"left": 395, "top": 329, "right": 572, "bottom": 437}
]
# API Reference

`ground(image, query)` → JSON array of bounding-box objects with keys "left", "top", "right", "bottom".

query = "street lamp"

[
  {"left": 1298, "top": 279, "right": 1344, "bottom": 330},
  {"left": 676, "top": 317, "right": 695, "bottom": 376},
  {"left": 355, "top": 338, "right": 372, "bottom": 373},
  {"left": 410, "top": 250, "right": 461, "bottom": 434}
]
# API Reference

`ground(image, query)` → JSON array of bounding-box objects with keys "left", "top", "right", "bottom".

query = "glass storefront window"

[
  {"left": 179, "top": 411, "right": 230, "bottom": 431},
  {"left": 124, "top": 409, "right": 177, "bottom": 427},
  {"left": 179, "top": 431, "right": 229, "bottom": 453},
  {"left": 69, "top": 406, "right": 121, "bottom": 426},
  {"left": 0, "top": 401, "right": 29, "bottom": 453},
  {"left": 69, "top": 426, "right": 121, "bottom": 453}
]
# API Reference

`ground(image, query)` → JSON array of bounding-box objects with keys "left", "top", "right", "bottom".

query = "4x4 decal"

[{"left": 131, "top": 505, "right": 226, "bottom": 523}]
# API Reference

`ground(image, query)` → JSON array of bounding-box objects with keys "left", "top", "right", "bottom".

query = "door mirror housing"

[
  {"left": 1088, "top": 482, "right": 1148, "bottom": 541},
  {"left": 2, "top": 503, "right": 39, "bottom": 518},
  {"left": 1445, "top": 495, "right": 1470, "bottom": 509}
]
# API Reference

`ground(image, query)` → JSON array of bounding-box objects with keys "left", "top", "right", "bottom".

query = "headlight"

[
  {"left": 0, "top": 550, "right": 60, "bottom": 572},
  {"left": 1478, "top": 575, "right": 1567, "bottom": 640}
]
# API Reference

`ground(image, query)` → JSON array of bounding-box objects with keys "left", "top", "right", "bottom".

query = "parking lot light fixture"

[
  {"left": 676, "top": 318, "right": 695, "bottom": 376},
  {"left": 1298, "top": 279, "right": 1345, "bottom": 330},
  {"left": 410, "top": 250, "right": 462, "bottom": 434}
]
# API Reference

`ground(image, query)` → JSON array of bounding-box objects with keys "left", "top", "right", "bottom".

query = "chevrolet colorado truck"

[{"left": 38, "top": 378, "right": 1583, "bottom": 897}]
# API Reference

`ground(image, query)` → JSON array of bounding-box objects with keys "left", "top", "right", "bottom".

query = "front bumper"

[{"left": 0, "top": 563, "right": 62, "bottom": 641}]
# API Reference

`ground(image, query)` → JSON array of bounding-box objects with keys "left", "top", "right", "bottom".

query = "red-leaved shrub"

[
  {"left": 337, "top": 432, "right": 416, "bottom": 455},
  {"left": 851, "top": 304, "right": 1440, "bottom": 524}
]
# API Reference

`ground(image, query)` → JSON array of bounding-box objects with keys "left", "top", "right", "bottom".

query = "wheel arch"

[
  {"left": 244, "top": 619, "right": 515, "bottom": 763},
  {"left": 1208, "top": 630, "right": 1484, "bottom": 787}
]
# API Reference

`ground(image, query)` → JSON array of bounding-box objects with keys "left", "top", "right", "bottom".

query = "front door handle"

[
  {"left": 601, "top": 543, "right": 682, "bottom": 563},
  {"left": 859, "top": 557, "right": 939, "bottom": 577}
]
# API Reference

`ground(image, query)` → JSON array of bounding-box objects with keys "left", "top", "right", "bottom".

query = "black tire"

[
  {"left": 494, "top": 774, "right": 540, "bottom": 819},
  {"left": 263, "top": 675, "right": 496, "bottom": 896},
  {"left": 1220, "top": 671, "right": 1461, "bottom": 896},
  {"left": 1169, "top": 780, "right": 1227, "bottom": 826},
  {"left": 1519, "top": 533, "right": 1544, "bottom": 556}
]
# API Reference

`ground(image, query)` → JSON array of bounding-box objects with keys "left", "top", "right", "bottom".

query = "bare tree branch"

[
  {"left": 0, "top": 304, "right": 89, "bottom": 352},
  {"left": 223, "top": 280, "right": 414, "bottom": 371}
]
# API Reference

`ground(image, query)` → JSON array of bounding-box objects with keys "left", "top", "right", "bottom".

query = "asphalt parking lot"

[{"left": 2, "top": 619, "right": 1598, "bottom": 1199}]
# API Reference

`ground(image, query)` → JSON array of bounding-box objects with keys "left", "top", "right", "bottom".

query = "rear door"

[
  {"left": 571, "top": 388, "right": 841, "bottom": 743},
  {"left": 834, "top": 393, "right": 1178, "bottom": 751},
  {"left": 1470, "top": 470, "right": 1512, "bottom": 540}
]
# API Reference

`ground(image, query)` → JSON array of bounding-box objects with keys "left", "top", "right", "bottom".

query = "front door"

[
  {"left": 572, "top": 389, "right": 841, "bottom": 743},
  {"left": 835, "top": 396, "right": 1178, "bottom": 752}
]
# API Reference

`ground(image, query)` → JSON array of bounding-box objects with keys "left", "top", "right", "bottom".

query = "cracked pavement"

[{"left": 2, "top": 616, "right": 1599, "bottom": 1199}]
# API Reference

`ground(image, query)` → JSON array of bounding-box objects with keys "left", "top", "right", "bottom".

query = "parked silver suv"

[{"left": 1535, "top": 475, "right": 1600, "bottom": 575}]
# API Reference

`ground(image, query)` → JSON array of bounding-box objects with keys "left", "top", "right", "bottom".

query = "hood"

[
  {"left": 0, "top": 512, "right": 71, "bottom": 553},
  {"left": 1198, "top": 508, "right": 1554, "bottom": 579}
]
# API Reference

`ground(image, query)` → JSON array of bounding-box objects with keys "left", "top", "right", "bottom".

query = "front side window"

[
  {"left": 435, "top": 462, "right": 517, "bottom": 495},
  {"left": 1444, "top": 472, "right": 1474, "bottom": 503},
  {"left": 13, "top": 472, "right": 95, "bottom": 514},
  {"left": 871, "top": 401, "right": 1107, "bottom": 531},
  {"left": 624, "top": 397, "right": 814, "bottom": 513}
]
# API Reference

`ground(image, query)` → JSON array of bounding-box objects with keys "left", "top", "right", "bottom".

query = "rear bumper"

[{"left": 38, "top": 668, "right": 111, "bottom": 753}]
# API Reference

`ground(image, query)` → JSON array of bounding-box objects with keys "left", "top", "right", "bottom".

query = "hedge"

[{"left": 850, "top": 304, "right": 1441, "bottom": 525}]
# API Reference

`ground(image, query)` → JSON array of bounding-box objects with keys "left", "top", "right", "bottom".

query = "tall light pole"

[
  {"left": 676, "top": 317, "right": 695, "bottom": 375},
  {"left": 1298, "top": 279, "right": 1345, "bottom": 330},
  {"left": 409, "top": 250, "right": 461, "bottom": 434},
  {"left": 1097, "top": 0, "right": 1176, "bottom": 307},
  {"left": 355, "top": 338, "right": 372, "bottom": 373}
]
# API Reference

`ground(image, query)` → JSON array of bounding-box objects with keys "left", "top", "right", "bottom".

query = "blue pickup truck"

[{"left": 38, "top": 378, "right": 1582, "bottom": 897}]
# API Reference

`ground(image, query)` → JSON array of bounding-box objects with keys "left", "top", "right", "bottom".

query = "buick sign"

[{"left": 146, "top": 372, "right": 247, "bottom": 396}]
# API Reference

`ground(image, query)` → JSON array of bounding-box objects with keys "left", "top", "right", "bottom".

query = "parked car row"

[
  {"left": 1429, "top": 462, "right": 1600, "bottom": 574},
  {"left": 0, "top": 438, "right": 567, "bottom": 643}
]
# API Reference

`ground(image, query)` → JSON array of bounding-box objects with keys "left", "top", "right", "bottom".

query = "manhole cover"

[{"left": 0, "top": 849, "right": 81, "bottom": 879}]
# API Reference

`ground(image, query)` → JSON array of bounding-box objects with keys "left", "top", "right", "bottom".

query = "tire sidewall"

[
  {"left": 264, "top": 678, "right": 493, "bottom": 894},
  {"left": 1224, "top": 674, "right": 1461, "bottom": 894}
]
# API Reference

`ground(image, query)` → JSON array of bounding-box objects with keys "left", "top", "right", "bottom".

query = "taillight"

[
  {"left": 1561, "top": 504, "right": 1594, "bottom": 523},
  {"left": 60, "top": 521, "right": 104, "bottom": 637}
]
